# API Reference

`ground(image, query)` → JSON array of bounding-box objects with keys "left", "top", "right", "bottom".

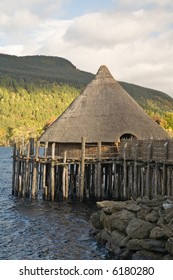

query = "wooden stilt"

[
  {"left": 31, "top": 141, "right": 39, "bottom": 199},
  {"left": 146, "top": 144, "right": 152, "bottom": 198},
  {"left": 123, "top": 143, "right": 128, "bottom": 200},
  {"left": 62, "top": 151, "right": 67, "bottom": 201},
  {"left": 12, "top": 143, "right": 17, "bottom": 195},
  {"left": 80, "top": 137, "right": 86, "bottom": 202},
  {"left": 97, "top": 141, "right": 102, "bottom": 200},
  {"left": 50, "top": 143, "right": 55, "bottom": 201}
]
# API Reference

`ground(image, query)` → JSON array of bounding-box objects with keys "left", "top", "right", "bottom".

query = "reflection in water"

[{"left": 0, "top": 147, "right": 109, "bottom": 260}]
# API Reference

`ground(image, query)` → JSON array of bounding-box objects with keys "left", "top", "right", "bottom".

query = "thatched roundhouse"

[{"left": 39, "top": 65, "right": 168, "bottom": 158}]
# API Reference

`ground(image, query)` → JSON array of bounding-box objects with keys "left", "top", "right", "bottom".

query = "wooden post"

[
  {"left": 30, "top": 138, "right": 35, "bottom": 156},
  {"left": 31, "top": 141, "right": 39, "bottom": 199},
  {"left": 146, "top": 143, "right": 152, "bottom": 198},
  {"left": 62, "top": 151, "right": 67, "bottom": 201},
  {"left": 42, "top": 142, "right": 48, "bottom": 200},
  {"left": 12, "top": 143, "right": 17, "bottom": 195},
  {"left": 65, "top": 164, "right": 69, "bottom": 200},
  {"left": 123, "top": 142, "right": 128, "bottom": 200},
  {"left": 69, "top": 164, "right": 75, "bottom": 199},
  {"left": 97, "top": 141, "right": 102, "bottom": 200},
  {"left": 14, "top": 144, "right": 20, "bottom": 196},
  {"left": 113, "top": 162, "right": 119, "bottom": 200},
  {"left": 167, "top": 167, "right": 171, "bottom": 196},
  {"left": 50, "top": 143, "right": 55, "bottom": 201},
  {"left": 162, "top": 142, "right": 168, "bottom": 195},
  {"left": 133, "top": 143, "right": 138, "bottom": 199},
  {"left": 92, "top": 164, "right": 96, "bottom": 198},
  {"left": 80, "top": 137, "right": 86, "bottom": 202},
  {"left": 128, "top": 164, "right": 133, "bottom": 199},
  {"left": 25, "top": 141, "right": 31, "bottom": 198},
  {"left": 18, "top": 145, "right": 22, "bottom": 197},
  {"left": 75, "top": 164, "right": 80, "bottom": 199}
]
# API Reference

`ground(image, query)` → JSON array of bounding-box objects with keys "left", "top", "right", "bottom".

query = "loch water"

[{"left": 0, "top": 147, "right": 109, "bottom": 260}]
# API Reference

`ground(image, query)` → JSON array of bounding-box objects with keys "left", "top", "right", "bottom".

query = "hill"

[
  {"left": 0, "top": 53, "right": 94, "bottom": 87},
  {"left": 0, "top": 53, "right": 173, "bottom": 145}
]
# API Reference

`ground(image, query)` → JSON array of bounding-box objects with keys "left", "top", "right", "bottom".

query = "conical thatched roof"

[{"left": 39, "top": 65, "right": 169, "bottom": 143}]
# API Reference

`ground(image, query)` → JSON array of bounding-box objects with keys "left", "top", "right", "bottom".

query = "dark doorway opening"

[{"left": 120, "top": 133, "right": 137, "bottom": 140}]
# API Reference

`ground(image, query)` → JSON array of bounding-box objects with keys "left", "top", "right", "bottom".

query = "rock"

[
  {"left": 126, "top": 218, "right": 154, "bottom": 239},
  {"left": 138, "top": 239, "right": 166, "bottom": 253},
  {"left": 163, "top": 201, "right": 173, "bottom": 210},
  {"left": 110, "top": 230, "right": 129, "bottom": 248},
  {"left": 145, "top": 210, "right": 159, "bottom": 222},
  {"left": 110, "top": 209, "right": 135, "bottom": 232},
  {"left": 136, "top": 197, "right": 142, "bottom": 204},
  {"left": 96, "top": 201, "right": 126, "bottom": 211},
  {"left": 95, "top": 229, "right": 110, "bottom": 245},
  {"left": 151, "top": 224, "right": 173, "bottom": 239},
  {"left": 150, "top": 226, "right": 165, "bottom": 239},
  {"left": 90, "top": 211, "right": 102, "bottom": 229},
  {"left": 106, "top": 241, "right": 121, "bottom": 255},
  {"left": 164, "top": 211, "right": 173, "bottom": 223},
  {"left": 137, "top": 208, "right": 151, "bottom": 220},
  {"left": 132, "top": 250, "right": 164, "bottom": 260},
  {"left": 102, "top": 207, "right": 114, "bottom": 215},
  {"left": 101, "top": 213, "right": 111, "bottom": 232},
  {"left": 119, "top": 248, "right": 132, "bottom": 260},
  {"left": 162, "top": 225, "right": 173, "bottom": 238},
  {"left": 169, "top": 218, "right": 173, "bottom": 231},
  {"left": 126, "top": 239, "right": 143, "bottom": 251},
  {"left": 166, "top": 237, "right": 173, "bottom": 255},
  {"left": 157, "top": 216, "right": 166, "bottom": 227},
  {"left": 163, "top": 254, "right": 173, "bottom": 260},
  {"left": 125, "top": 203, "right": 141, "bottom": 212}
]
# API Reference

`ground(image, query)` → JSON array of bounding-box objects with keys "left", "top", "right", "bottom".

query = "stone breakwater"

[{"left": 90, "top": 197, "right": 173, "bottom": 260}]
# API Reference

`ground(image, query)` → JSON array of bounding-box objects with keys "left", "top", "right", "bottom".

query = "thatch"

[{"left": 39, "top": 65, "right": 169, "bottom": 143}]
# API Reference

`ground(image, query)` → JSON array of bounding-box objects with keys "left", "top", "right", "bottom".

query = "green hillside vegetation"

[
  {"left": 0, "top": 53, "right": 94, "bottom": 87},
  {"left": 0, "top": 54, "right": 173, "bottom": 145}
]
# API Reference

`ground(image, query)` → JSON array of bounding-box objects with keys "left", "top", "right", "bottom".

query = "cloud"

[
  {"left": 115, "top": 0, "right": 173, "bottom": 8},
  {"left": 63, "top": 9, "right": 172, "bottom": 48},
  {"left": 0, "top": 0, "right": 173, "bottom": 97}
]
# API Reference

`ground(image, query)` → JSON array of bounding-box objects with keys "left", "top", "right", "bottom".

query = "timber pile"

[
  {"left": 12, "top": 138, "right": 173, "bottom": 202},
  {"left": 90, "top": 197, "right": 173, "bottom": 260}
]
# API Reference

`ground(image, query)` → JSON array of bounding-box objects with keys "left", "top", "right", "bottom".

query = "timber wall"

[{"left": 12, "top": 138, "right": 173, "bottom": 202}]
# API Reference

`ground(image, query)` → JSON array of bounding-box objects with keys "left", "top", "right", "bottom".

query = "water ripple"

[{"left": 0, "top": 147, "right": 109, "bottom": 260}]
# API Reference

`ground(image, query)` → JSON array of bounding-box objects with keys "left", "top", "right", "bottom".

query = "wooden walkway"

[{"left": 12, "top": 138, "right": 173, "bottom": 202}]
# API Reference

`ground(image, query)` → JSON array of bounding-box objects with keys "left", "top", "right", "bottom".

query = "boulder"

[
  {"left": 132, "top": 250, "right": 164, "bottom": 260},
  {"left": 126, "top": 239, "right": 143, "bottom": 251},
  {"left": 164, "top": 211, "right": 173, "bottom": 223},
  {"left": 157, "top": 216, "right": 166, "bottom": 227},
  {"left": 90, "top": 211, "right": 102, "bottom": 229},
  {"left": 166, "top": 237, "right": 173, "bottom": 255},
  {"left": 137, "top": 208, "right": 151, "bottom": 220},
  {"left": 125, "top": 203, "right": 141, "bottom": 212},
  {"left": 126, "top": 218, "right": 154, "bottom": 239},
  {"left": 110, "top": 230, "right": 129, "bottom": 248},
  {"left": 138, "top": 239, "right": 166, "bottom": 253},
  {"left": 150, "top": 226, "right": 165, "bottom": 239},
  {"left": 96, "top": 201, "right": 126, "bottom": 211},
  {"left": 110, "top": 209, "right": 135, "bottom": 232},
  {"left": 95, "top": 229, "right": 110, "bottom": 245},
  {"left": 169, "top": 218, "right": 173, "bottom": 231},
  {"left": 145, "top": 210, "right": 159, "bottom": 222},
  {"left": 163, "top": 254, "right": 173, "bottom": 260},
  {"left": 162, "top": 225, "right": 173, "bottom": 238}
]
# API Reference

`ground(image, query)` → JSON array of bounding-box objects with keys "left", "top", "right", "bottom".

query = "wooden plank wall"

[{"left": 12, "top": 138, "right": 173, "bottom": 202}]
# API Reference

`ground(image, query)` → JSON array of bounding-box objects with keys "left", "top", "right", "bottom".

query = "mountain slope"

[
  {"left": 0, "top": 53, "right": 173, "bottom": 113},
  {"left": 0, "top": 53, "right": 173, "bottom": 145},
  {"left": 0, "top": 53, "right": 94, "bottom": 87}
]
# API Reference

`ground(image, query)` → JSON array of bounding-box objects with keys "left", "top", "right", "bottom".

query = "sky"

[{"left": 0, "top": 0, "right": 173, "bottom": 98}]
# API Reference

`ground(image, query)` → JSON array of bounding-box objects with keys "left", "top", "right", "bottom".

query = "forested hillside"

[{"left": 0, "top": 54, "right": 173, "bottom": 145}]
